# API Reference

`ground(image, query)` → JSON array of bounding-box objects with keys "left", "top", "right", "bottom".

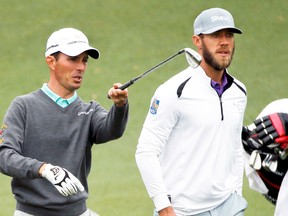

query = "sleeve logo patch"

[
  {"left": 150, "top": 99, "right": 160, "bottom": 115},
  {"left": 0, "top": 124, "right": 7, "bottom": 135},
  {"left": 0, "top": 124, "right": 7, "bottom": 144}
]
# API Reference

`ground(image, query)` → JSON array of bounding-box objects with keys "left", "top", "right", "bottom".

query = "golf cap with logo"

[
  {"left": 45, "top": 28, "right": 100, "bottom": 59},
  {"left": 194, "top": 8, "right": 242, "bottom": 35}
]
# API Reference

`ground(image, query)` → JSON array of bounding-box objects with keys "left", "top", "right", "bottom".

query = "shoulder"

[
  {"left": 233, "top": 77, "right": 246, "bottom": 90},
  {"left": 226, "top": 72, "right": 247, "bottom": 95},
  {"left": 11, "top": 90, "right": 42, "bottom": 106},
  {"left": 154, "top": 67, "right": 194, "bottom": 99}
]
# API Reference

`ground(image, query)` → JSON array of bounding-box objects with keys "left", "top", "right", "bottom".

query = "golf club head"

[
  {"left": 278, "top": 148, "right": 288, "bottom": 160},
  {"left": 249, "top": 150, "right": 262, "bottom": 170},
  {"left": 183, "top": 48, "right": 202, "bottom": 68},
  {"left": 262, "top": 154, "right": 278, "bottom": 172}
]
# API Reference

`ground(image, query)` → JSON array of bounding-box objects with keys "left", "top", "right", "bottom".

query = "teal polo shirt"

[{"left": 41, "top": 83, "right": 77, "bottom": 108}]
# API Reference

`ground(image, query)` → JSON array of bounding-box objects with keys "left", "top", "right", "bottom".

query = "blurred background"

[{"left": 0, "top": 0, "right": 287, "bottom": 215}]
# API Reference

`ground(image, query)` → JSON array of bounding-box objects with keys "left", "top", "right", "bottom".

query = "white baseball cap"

[
  {"left": 194, "top": 8, "right": 242, "bottom": 35},
  {"left": 45, "top": 28, "right": 100, "bottom": 59}
]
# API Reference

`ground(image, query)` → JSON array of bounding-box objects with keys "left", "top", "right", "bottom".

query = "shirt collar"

[
  {"left": 211, "top": 72, "right": 228, "bottom": 96},
  {"left": 41, "top": 83, "right": 77, "bottom": 108}
]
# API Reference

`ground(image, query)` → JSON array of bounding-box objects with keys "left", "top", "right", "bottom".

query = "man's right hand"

[{"left": 41, "top": 164, "right": 84, "bottom": 196}]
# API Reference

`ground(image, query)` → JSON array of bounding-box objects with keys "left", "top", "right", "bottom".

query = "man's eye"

[
  {"left": 69, "top": 57, "right": 77, "bottom": 61},
  {"left": 227, "top": 33, "right": 234, "bottom": 37}
]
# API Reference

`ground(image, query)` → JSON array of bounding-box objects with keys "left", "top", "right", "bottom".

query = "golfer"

[
  {"left": 0, "top": 27, "right": 129, "bottom": 216},
  {"left": 135, "top": 8, "right": 247, "bottom": 216}
]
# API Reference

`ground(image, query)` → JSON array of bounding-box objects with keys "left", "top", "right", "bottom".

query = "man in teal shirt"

[{"left": 0, "top": 27, "right": 129, "bottom": 216}]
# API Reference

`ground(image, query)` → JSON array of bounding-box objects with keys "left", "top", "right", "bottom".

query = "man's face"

[
  {"left": 53, "top": 52, "right": 89, "bottom": 92},
  {"left": 200, "top": 30, "right": 235, "bottom": 71}
]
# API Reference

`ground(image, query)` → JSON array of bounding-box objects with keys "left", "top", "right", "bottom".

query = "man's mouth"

[
  {"left": 217, "top": 50, "right": 230, "bottom": 57},
  {"left": 72, "top": 75, "right": 83, "bottom": 83}
]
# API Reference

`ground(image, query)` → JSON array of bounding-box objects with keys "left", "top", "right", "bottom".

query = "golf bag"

[{"left": 242, "top": 99, "right": 288, "bottom": 204}]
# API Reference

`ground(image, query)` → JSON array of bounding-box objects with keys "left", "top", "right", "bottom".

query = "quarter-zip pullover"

[{"left": 136, "top": 66, "right": 247, "bottom": 215}]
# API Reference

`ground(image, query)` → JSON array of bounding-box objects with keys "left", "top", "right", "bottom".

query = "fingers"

[
  {"left": 55, "top": 185, "right": 69, "bottom": 196},
  {"left": 108, "top": 83, "right": 128, "bottom": 107},
  {"left": 68, "top": 172, "right": 85, "bottom": 192},
  {"left": 56, "top": 182, "right": 76, "bottom": 196},
  {"left": 108, "top": 83, "right": 128, "bottom": 97},
  {"left": 54, "top": 172, "right": 84, "bottom": 196},
  {"left": 42, "top": 164, "right": 85, "bottom": 197}
]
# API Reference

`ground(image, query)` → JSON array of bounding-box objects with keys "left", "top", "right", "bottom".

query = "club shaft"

[{"left": 119, "top": 49, "right": 185, "bottom": 90}]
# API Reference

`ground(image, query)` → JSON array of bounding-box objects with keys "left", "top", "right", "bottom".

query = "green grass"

[{"left": 0, "top": 0, "right": 287, "bottom": 215}]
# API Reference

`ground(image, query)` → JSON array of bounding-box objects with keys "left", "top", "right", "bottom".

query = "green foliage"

[{"left": 0, "top": 0, "right": 287, "bottom": 215}]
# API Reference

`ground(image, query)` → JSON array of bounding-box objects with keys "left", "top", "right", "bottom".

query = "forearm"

[
  {"left": 94, "top": 102, "right": 129, "bottom": 143},
  {"left": 0, "top": 100, "right": 44, "bottom": 178},
  {"left": 110, "top": 102, "right": 129, "bottom": 136},
  {"left": 0, "top": 147, "right": 44, "bottom": 178},
  {"left": 135, "top": 151, "right": 171, "bottom": 211},
  {"left": 135, "top": 127, "right": 172, "bottom": 211}
]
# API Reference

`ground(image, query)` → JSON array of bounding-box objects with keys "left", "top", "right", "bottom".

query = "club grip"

[{"left": 119, "top": 80, "right": 134, "bottom": 90}]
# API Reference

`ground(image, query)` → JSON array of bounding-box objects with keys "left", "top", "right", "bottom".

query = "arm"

[
  {"left": 135, "top": 126, "right": 173, "bottom": 212},
  {"left": 135, "top": 88, "right": 178, "bottom": 213},
  {"left": 0, "top": 99, "right": 84, "bottom": 196},
  {"left": 0, "top": 99, "right": 43, "bottom": 178},
  {"left": 91, "top": 83, "right": 129, "bottom": 144}
]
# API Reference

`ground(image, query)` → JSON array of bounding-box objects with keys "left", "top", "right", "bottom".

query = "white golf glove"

[{"left": 42, "top": 164, "right": 84, "bottom": 196}]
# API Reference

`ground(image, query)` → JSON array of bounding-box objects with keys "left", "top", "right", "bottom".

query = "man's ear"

[
  {"left": 46, "top": 56, "right": 56, "bottom": 70},
  {"left": 192, "top": 35, "right": 202, "bottom": 50}
]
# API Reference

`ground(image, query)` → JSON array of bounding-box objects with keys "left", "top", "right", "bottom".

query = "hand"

[
  {"left": 108, "top": 83, "right": 128, "bottom": 107},
  {"left": 158, "top": 206, "right": 176, "bottom": 216},
  {"left": 41, "top": 164, "right": 84, "bottom": 196},
  {"left": 254, "top": 113, "right": 288, "bottom": 145}
]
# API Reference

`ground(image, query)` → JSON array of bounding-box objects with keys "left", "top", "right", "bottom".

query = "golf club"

[
  {"left": 249, "top": 150, "right": 262, "bottom": 170},
  {"left": 275, "top": 147, "right": 288, "bottom": 160},
  {"left": 120, "top": 48, "right": 201, "bottom": 90},
  {"left": 262, "top": 153, "right": 278, "bottom": 172},
  {"left": 249, "top": 150, "right": 279, "bottom": 172},
  {"left": 108, "top": 48, "right": 201, "bottom": 98}
]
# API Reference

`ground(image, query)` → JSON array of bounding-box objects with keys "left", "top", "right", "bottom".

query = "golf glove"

[
  {"left": 254, "top": 113, "right": 288, "bottom": 145},
  {"left": 42, "top": 164, "right": 84, "bottom": 196}
]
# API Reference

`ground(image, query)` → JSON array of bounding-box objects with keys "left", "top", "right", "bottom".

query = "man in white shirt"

[{"left": 135, "top": 8, "right": 247, "bottom": 216}]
